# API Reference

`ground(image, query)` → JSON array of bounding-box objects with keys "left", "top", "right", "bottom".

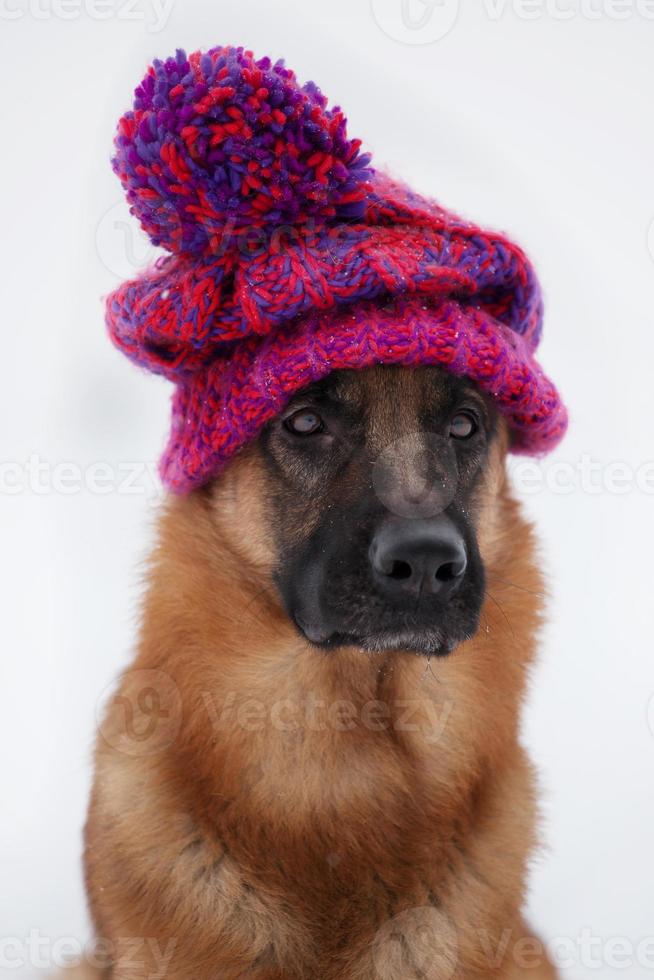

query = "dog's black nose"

[{"left": 369, "top": 516, "right": 467, "bottom": 600}]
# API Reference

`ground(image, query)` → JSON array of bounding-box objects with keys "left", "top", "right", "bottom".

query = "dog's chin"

[{"left": 294, "top": 615, "right": 470, "bottom": 657}]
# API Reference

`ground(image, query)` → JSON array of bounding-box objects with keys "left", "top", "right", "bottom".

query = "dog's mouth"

[
  {"left": 284, "top": 557, "right": 485, "bottom": 658},
  {"left": 293, "top": 614, "right": 477, "bottom": 657},
  {"left": 279, "top": 511, "right": 485, "bottom": 659}
]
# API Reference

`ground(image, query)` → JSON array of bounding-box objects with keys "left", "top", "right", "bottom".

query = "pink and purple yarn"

[{"left": 106, "top": 45, "right": 567, "bottom": 493}]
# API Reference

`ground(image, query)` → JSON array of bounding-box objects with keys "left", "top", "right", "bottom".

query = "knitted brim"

[{"left": 159, "top": 296, "right": 566, "bottom": 493}]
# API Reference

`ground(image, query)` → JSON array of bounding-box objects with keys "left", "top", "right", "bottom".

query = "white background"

[{"left": 1, "top": 1, "right": 653, "bottom": 977}]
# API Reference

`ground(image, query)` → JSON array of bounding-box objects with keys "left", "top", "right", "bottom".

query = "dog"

[{"left": 76, "top": 363, "right": 557, "bottom": 979}]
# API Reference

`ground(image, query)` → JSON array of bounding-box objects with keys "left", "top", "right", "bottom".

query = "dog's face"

[{"left": 223, "top": 364, "right": 504, "bottom": 658}]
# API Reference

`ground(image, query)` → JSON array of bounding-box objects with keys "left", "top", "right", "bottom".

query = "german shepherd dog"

[{"left": 80, "top": 364, "right": 557, "bottom": 979}]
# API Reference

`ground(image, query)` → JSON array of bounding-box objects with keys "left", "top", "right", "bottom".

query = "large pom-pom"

[{"left": 112, "top": 46, "right": 374, "bottom": 254}]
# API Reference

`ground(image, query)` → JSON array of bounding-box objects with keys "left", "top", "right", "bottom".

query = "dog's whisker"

[
  {"left": 487, "top": 574, "right": 545, "bottom": 599},
  {"left": 485, "top": 591, "right": 515, "bottom": 638},
  {"left": 237, "top": 582, "right": 288, "bottom": 642}
]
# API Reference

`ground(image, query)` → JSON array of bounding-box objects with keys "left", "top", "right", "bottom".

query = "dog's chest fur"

[{"left": 85, "top": 490, "right": 548, "bottom": 979}]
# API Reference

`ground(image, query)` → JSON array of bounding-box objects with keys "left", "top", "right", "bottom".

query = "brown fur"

[{"left": 82, "top": 367, "right": 556, "bottom": 979}]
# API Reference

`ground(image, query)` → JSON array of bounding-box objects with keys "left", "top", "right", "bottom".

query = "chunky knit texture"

[{"left": 106, "top": 45, "right": 567, "bottom": 492}]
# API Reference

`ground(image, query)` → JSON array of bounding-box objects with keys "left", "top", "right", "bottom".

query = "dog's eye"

[
  {"left": 449, "top": 412, "right": 477, "bottom": 440},
  {"left": 284, "top": 409, "right": 325, "bottom": 436}
]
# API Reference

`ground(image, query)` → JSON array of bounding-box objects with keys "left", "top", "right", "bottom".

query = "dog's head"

[{"left": 211, "top": 365, "right": 509, "bottom": 657}]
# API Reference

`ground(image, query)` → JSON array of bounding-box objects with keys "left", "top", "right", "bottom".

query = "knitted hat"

[{"left": 106, "top": 45, "right": 567, "bottom": 493}]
